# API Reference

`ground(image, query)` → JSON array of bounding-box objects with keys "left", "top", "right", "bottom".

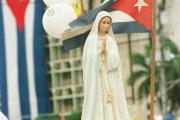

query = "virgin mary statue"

[{"left": 81, "top": 11, "right": 132, "bottom": 120}]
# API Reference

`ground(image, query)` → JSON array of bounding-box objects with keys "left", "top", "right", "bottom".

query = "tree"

[
  {"left": 160, "top": 36, "right": 180, "bottom": 112},
  {"left": 128, "top": 44, "right": 159, "bottom": 100},
  {"left": 128, "top": 36, "right": 180, "bottom": 113}
]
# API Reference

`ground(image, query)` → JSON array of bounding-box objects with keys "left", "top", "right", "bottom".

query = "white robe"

[{"left": 81, "top": 34, "right": 132, "bottom": 120}]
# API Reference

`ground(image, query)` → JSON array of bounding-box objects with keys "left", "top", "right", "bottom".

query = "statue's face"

[{"left": 98, "top": 16, "right": 111, "bottom": 33}]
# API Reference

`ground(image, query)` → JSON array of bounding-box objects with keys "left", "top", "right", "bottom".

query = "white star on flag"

[{"left": 134, "top": 0, "right": 148, "bottom": 12}]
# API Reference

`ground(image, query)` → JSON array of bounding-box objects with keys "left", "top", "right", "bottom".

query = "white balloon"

[
  {"left": 42, "top": 4, "right": 77, "bottom": 38},
  {"left": 43, "top": 0, "right": 74, "bottom": 7}
]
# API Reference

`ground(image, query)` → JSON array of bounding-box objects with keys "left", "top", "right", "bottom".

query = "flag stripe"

[
  {"left": 33, "top": 1, "right": 51, "bottom": 114},
  {"left": 109, "top": 10, "right": 135, "bottom": 22},
  {"left": 63, "top": 30, "right": 90, "bottom": 51},
  {"left": 3, "top": 3, "right": 22, "bottom": 120},
  {"left": 0, "top": 1, "right": 8, "bottom": 116},
  {"left": 25, "top": 2, "right": 38, "bottom": 120},
  {"left": 112, "top": 22, "right": 149, "bottom": 33},
  {"left": 17, "top": 29, "right": 31, "bottom": 120}
]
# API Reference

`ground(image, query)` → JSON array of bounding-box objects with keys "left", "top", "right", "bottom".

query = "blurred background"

[{"left": 0, "top": 0, "right": 179, "bottom": 120}]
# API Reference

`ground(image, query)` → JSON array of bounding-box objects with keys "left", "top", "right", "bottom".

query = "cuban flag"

[
  {"left": 0, "top": 0, "right": 51, "bottom": 120},
  {"left": 61, "top": 0, "right": 153, "bottom": 51}
]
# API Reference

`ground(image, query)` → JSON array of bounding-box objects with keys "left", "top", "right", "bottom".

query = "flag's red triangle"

[
  {"left": 7, "top": 0, "right": 29, "bottom": 31},
  {"left": 112, "top": 0, "right": 153, "bottom": 31}
]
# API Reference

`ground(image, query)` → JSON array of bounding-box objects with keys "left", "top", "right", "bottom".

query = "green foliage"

[
  {"left": 160, "top": 36, "right": 178, "bottom": 54},
  {"left": 131, "top": 54, "right": 148, "bottom": 68},
  {"left": 128, "top": 43, "right": 158, "bottom": 100},
  {"left": 161, "top": 37, "right": 180, "bottom": 112},
  {"left": 35, "top": 114, "right": 59, "bottom": 120},
  {"left": 66, "top": 108, "right": 82, "bottom": 120},
  {"left": 128, "top": 36, "right": 180, "bottom": 112}
]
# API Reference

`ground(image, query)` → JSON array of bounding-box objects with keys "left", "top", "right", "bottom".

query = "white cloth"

[
  {"left": 0, "top": 111, "right": 8, "bottom": 120},
  {"left": 81, "top": 11, "right": 131, "bottom": 120}
]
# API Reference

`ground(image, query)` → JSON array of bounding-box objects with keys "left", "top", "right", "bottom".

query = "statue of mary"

[{"left": 81, "top": 11, "right": 132, "bottom": 120}]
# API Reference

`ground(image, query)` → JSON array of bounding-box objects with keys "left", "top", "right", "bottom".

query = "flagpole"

[
  {"left": 80, "top": 0, "right": 85, "bottom": 14},
  {"left": 150, "top": 0, "right": 156, "bottom": 120}
]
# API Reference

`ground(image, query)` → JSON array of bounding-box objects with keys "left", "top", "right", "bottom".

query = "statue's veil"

[{"left": 82, "top": 11, "right": 116, "bottom": 61}]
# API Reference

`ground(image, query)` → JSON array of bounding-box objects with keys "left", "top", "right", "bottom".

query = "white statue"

[{"left": 81, "top": 11, "right": 132, "bottom": 120}]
